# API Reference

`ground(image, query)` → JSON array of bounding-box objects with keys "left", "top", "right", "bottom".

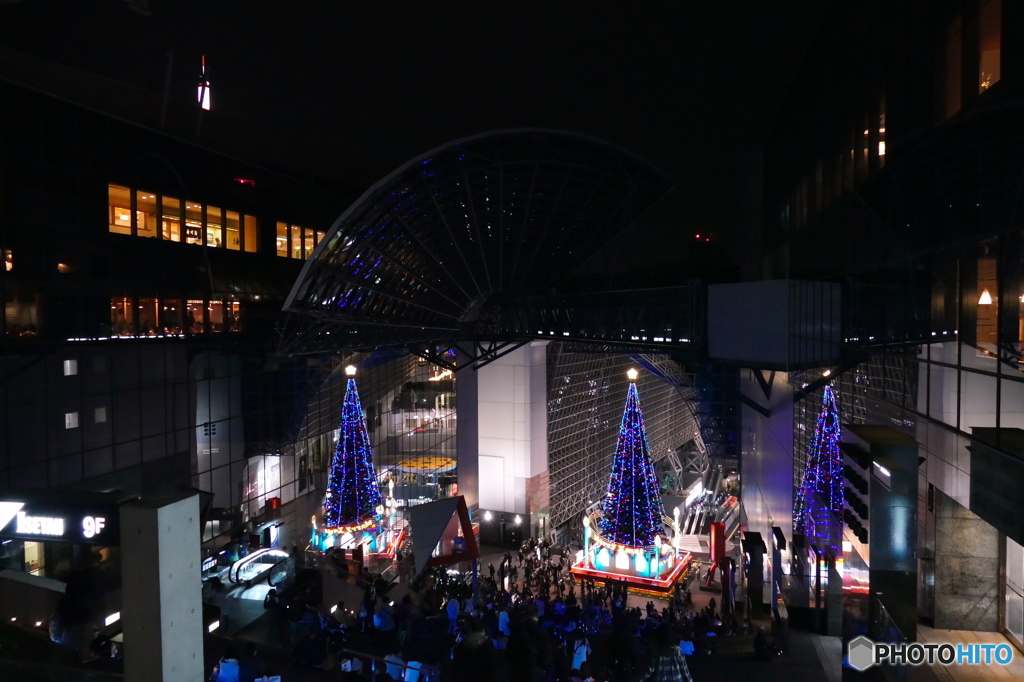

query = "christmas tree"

[
  {"left": 322, "top": 366, "right": 383, "bottom": 533},
  {"left": 600, "top": 369, "right": 666, "bottom": 547},
  {"left": 794, "top": 383, "right": 843, "bottom": 544}
]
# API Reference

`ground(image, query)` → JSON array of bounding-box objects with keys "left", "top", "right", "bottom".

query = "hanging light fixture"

[{"left": 979, "top": 288, "right": 993, "bottom": 305}]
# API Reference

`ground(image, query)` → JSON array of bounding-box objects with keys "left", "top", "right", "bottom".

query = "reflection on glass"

[
  {"left": 138, "top": 298, "right": 158, "bottom": 335},
  {"left": 185, "top": 201, "right": 203, "bottom": 245},
  {"left": 136, "top": 190, "right": 158, "bottom": 238},
  {"left": 108, "top": 185, "right": 132, "bottom": 235},
  {"left": 227, "top": 300, "right": 241, "bottom": 331},
  {"left": 244, "top": 215, "right": 258, "bottom": 253},
  {"left": 162, "top": 196, "right": 182, "bottom": 242},
  {"left": 276, "top": 222, "right": 288, "bottom": 257},
  {"left": 979, "top": 0, "right": 1002, "bottom": 92},
  {"left": 226, "top": 211, "right": 241, "bottom": 250},
  {"left": 304, "top": 229, "right": 314, "bottom": 258},
  {"left": 290, "top": 225, "right": 302, "bottom": 259},
  {"left": 187, "top": 300, "right": 205, "bottom": 333},
  {"left": 111, "top": 297, "right": 133, "bottom": 336},
  {"left": 945, "top": 16, "right": 962, "bottom": 118},
  {"left": 206, "top": 205, "right": 223, "bottom": 248},
  {"left": 163, "top": 299, "right": 184, "bottom": 334},
  {"left": 209, "top": 300, "right": 225, "bottom": 333},
  {"left": 977, "top": 256, "right": 997, "bottom": 353}
]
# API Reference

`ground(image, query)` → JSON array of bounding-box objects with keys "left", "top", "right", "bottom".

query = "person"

[
  {"left": 211, "top": 646, "right": 241, "bottom": 682},
  {"left": 637, "top": 624, "right": 693, "bottom": 682},
  {"left": 451, "top": 617, "right": 496, "bottom": 681},
  {"left": 571, "top": 634, "right": 591, "bottom": 672},
  {"left": 237, "top": 642, "right": 264, "bottom": 682},
  {"left": 384, "top": 647, "right": 405, "bottom": 680}
]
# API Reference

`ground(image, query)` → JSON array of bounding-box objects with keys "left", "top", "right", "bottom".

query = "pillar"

[{"left": 121, "top": 492, "right": 203, "bottom": 682}]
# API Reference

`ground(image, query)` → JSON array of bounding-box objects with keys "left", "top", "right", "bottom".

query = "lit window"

[
  {"left": 136, "top": 190, "right": 158, "bottom": 238},
  {"left": 95, "top": 407, "right": 107, "bottom": 424},
  {"left": 979, "top": 0, "right": 1001, "bottom": 92},
  {"left": 65, "top": 412, "right": 79, "bottom": 429},
  {"left": 276, "top": 222, "right": 288, "bottom": 257},
  {"left": 63, "top": 359, "right": 78, "bottom": 376},
  {"left": 198, "top": 56, "right": 211, "bottom": 111},
  {"left": 243, "top": 215, "right": 257, "bottom": 253},
  {"left": 3, "top": 249, "right": 11, "bottom": 272},
  {"left": 108, "top": 184, "right": 132, "bottom": 235}
]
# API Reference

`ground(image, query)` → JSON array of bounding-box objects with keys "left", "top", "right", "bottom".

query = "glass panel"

[
  {"left": 304, "top": 229, "right": 314, "bottom": 258},
  {"left": 316, "top": 231, "right": 325, "bottom": 246},
  {"left": 225, "top": 211, "right": 241, "bottom": 250},
  {"left": 135, "top": 190, "right": 158, "bottom": 238},
  {"left": 161, "top": 196, "right": 182, "bottom": 242},
  {"left": 185, "top": 201, "right": 203, "bottom": 245},
  {"left": 209, "top": 300, "right": 225, "bottom": 333},
  {"left": 138, "top": 298, "right": 159, "bottom": 335},
  {"left": 244, "top": 215, "right": 258, "bottom": 253},
  {"left": 290, "top": 225, "right": 302, "bottom": 259},
  {"left": 206, "top": 205, "right": 223, "bottom": 248},
  {"left": 108, "top": 184, "right": 132, "bottom": 235},
  {"left": 227, "top": 300, "right": 241, "bottom": 332},
  {"left": 946, "top": 16, "right": 962, "bottom": 118},
  {"left": 276, "top": 222, "right": 288, "bottom": 257},
  {"left": 111, "top": 297, "right": 134, "bottom": 336},
  {"left": 979, "top": 0, "right": 1001, "bottom": 92},
  {"left": 186, "top": 299, "right": 205, "bottom": 334},
  {"left": 5, "top": 292, "right": 39, "bottom": 337},
  {"left": 977, "top": 256, "right": 998, "bottom": 355},
  {"left": 162, "top": 299, "right": 184, "bottom": 335},
  {"left": 878, "top": 98, "right": 886, "bottom": 168}
]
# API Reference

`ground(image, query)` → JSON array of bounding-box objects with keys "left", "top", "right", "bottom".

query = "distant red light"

[
  {"left": 234, "top": 178, "right": 256, "bottom": 187},
  {"left": 695, "top": 234, "right": 700, "bottom": 239}
]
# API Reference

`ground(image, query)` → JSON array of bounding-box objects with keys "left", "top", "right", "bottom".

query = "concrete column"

[
  {"left": 934, "top": 489, "right": 1000, "bottom": 630},
  {"left": 121, "top": 492, "right": 203, "bottom": 682},
  {"left": 474, "top": 343, "right": 548, "bottom": 520},
  {"left": 454, "top": 352, "right": 479, "bottom": 511}
]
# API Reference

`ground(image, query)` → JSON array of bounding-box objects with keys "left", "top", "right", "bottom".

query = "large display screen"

[{"left": 0, "top": 496, "right": 121, "bottom": 545}]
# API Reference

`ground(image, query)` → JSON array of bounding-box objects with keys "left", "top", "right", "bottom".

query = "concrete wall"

[
  {"left": 121, "top": 493, "right": 203, "bottom": 682},
  {"left": 934, "top": 489, "right": 1000, "bottom": 631},
  {"left": 474, "top": 343, "right": 548, "bottom": 516}
]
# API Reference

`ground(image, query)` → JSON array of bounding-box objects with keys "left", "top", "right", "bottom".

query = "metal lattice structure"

[
  {"left": 280, "top": 129, "right": 689, "bottom": 356},
  {"left": 546, "top": 345, "right": 704, "bottom": 535}
]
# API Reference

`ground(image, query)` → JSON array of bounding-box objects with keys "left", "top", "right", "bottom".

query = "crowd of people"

[{"left": 207, "top": 537, "right": 761, "bottom": 681}]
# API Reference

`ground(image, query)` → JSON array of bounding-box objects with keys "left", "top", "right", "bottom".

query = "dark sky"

[{"left": 0, "top": 0, "right": 827, "bottom": 267}]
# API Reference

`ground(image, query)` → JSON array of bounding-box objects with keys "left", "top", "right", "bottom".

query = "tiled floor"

[{"left": 913, "top": 625, "right": 1024, "bottom": 681}]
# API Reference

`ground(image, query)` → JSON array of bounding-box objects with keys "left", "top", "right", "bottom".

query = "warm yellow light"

[
  {"left": 345, "top": 365, "right": 357, "bottom": 376},
  {"left": 822, "top": 369, "right": 831, "bottom": 377},
  {"left": 627, "top": 368, "right": 639, "bottom": 381},
  {"left": 979, "top": 288, "right": 993, "bottom": 305}
]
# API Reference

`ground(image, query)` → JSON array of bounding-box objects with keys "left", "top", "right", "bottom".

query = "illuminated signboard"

[{"left": 0, "top": 496, "right": 121, "bottom": 545}]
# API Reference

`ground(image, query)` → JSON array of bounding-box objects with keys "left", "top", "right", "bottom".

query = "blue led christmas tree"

[
  {"left": 322, "top": 365, "right": 383, "bottom": 534},
  {"left": 794, "top": 383, "right": 843, "bottom": 544},
  {"left": 600, "top": 369, "right": 666, "bottom": 547}
]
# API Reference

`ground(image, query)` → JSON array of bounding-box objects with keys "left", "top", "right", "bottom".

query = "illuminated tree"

[
  {"left": 600, "top": 370, "right": 666, "bottom": 547},
  {"left": 794, "top": 383, "right": 843, "bottom": 544},
  {"left": 322, "top": 367, "right": 383, "bottom": 533}
]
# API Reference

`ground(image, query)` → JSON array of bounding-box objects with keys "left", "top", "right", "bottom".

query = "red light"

[
  {"left": 234, "top": 178, "right": 256, "bottom": 187},
  {"left": 695, "top": 234, "right": 700, "bottom": 239}
]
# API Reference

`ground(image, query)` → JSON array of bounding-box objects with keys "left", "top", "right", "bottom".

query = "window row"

[
  {"left": 276, "top": 222, "right": 326, "bottom": 259},
  {"left": 64, "top": 407, "right": 107, "bottom": 429},
  {"left": 110, "top": 297, "right": 242, "bottom": 336},
  {"left": 108, "top": 185, "right": 257, "bottom": 252}
]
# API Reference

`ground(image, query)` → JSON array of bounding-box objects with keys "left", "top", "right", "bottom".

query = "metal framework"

[
  {"left": 546, "top": 345, "right": 705, "bottom": 536},
  {"left": 279, "top": 129, "right": 682, "bottom": 356}
]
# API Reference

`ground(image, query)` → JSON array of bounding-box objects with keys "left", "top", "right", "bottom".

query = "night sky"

[{"left": 0, "top": 0, "right": 827, "bottom": 269}]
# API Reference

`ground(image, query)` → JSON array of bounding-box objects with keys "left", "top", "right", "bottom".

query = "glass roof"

[{"left": 283, "top": 129, "right": 674, "bottom": 351}]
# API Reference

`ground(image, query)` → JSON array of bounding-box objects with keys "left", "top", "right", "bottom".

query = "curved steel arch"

[{"left": 281, "top": 129, "right": 675, "bottom": 353}]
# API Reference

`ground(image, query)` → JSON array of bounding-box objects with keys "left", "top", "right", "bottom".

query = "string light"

[
  {"left": 322, "top": 375, "right": 383, "bottom": 533},
  {"left": 794, "top": 383, "right": 843, "bottom": 547},
  {"left": 599, "top": 372, "right": 665, "bottom": 548}
]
